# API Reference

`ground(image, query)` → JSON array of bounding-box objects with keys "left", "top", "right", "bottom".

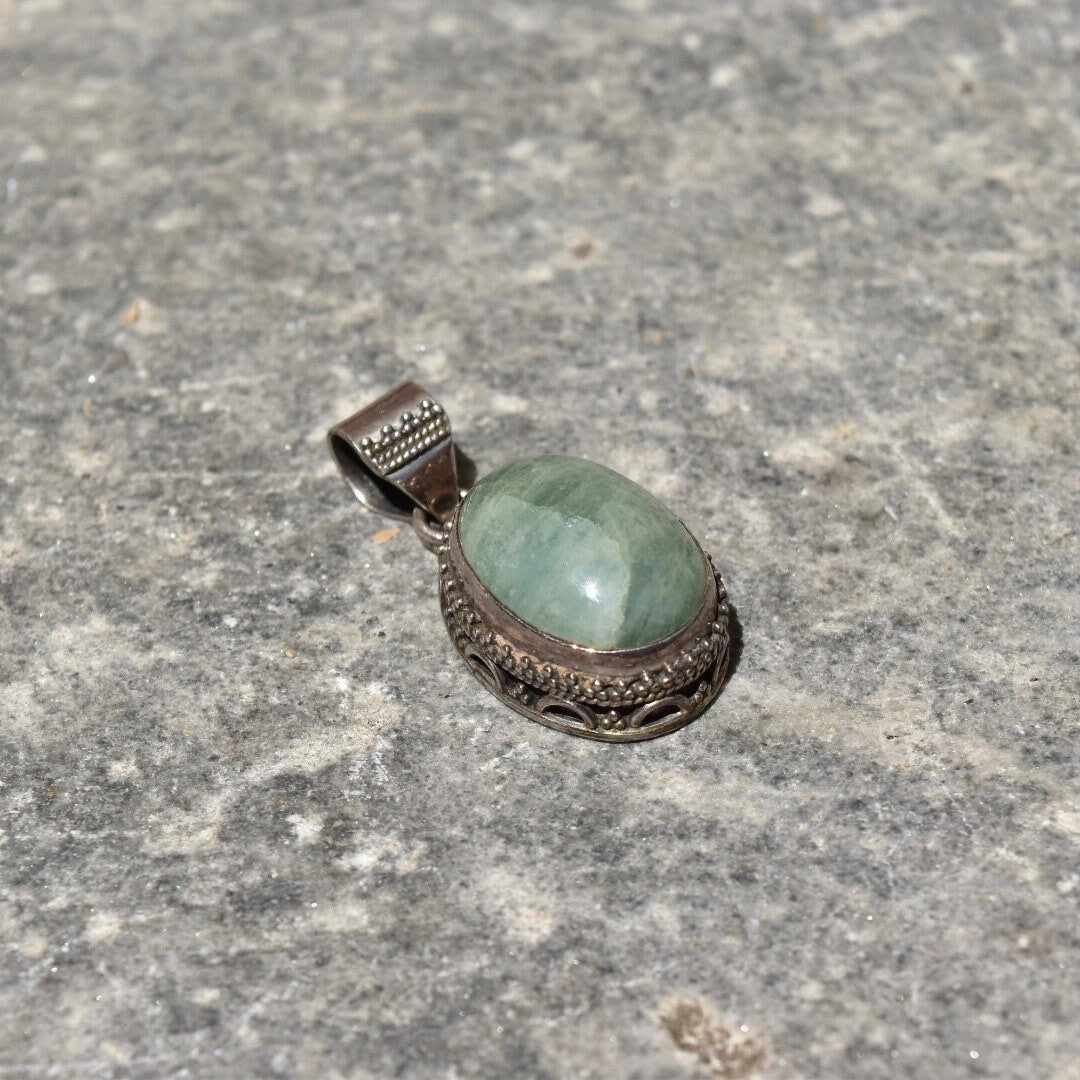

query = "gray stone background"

[{"left": 1, "top": 0, "right": 1078, "bottom": 1077}]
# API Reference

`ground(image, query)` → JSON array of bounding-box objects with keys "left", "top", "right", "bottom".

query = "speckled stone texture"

[{"left": 1, "top": 1, "right": 1078, "bottom": 1077}]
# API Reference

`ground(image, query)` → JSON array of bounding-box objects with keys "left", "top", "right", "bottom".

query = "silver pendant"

[{"left": 328, "top": 382, "right": 733, "bottom": 742}]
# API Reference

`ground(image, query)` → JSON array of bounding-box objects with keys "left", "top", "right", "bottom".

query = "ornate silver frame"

[
  {"left": 439, "top": 519, "right": 729, "bottom": 741},
  {"left": 329, "top": 381, "right": 732, "bottom": 742}
]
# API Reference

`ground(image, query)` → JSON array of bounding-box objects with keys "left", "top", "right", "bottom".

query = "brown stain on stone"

[{"left": 659, "top": 997, "right": 767, "bottom": 1079}]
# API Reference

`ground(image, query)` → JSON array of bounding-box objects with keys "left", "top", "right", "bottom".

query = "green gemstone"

[{"left": 457, "top": 455, "right": 707, "bottom": 650}]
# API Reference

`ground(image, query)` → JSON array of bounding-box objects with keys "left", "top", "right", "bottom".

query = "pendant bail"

[{"left": 328, "top": 381, "right": 462, "bottom": 524}]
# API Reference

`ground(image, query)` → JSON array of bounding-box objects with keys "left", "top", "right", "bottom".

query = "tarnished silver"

[
  {"left": 327, "top": 381, "right": 460, "bottom": 526},
  {"left": 328, "top": 381, "right": 732, "bottom": 742}
]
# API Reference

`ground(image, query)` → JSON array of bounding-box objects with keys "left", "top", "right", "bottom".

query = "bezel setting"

[{"left": 438, "top": 510, "right": 731, "bottom": 742}]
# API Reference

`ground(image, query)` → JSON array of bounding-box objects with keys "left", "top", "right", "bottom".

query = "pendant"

[{"left": 328, "top": 382, "right": 732, "bottom": 742}]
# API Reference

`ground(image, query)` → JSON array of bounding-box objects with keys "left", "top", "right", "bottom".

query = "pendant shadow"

[{"left": 455, "top": 446, "right": 478, "bottom": 493}]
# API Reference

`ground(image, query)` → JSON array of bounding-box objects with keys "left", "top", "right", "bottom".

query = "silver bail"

[{"left": 328, "top": 381, "right": 461, "bottom": 524}]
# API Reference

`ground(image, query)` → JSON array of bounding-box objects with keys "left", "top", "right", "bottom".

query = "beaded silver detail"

[{"left": 359, "top": 400, "right": 450, "bottom": 476}]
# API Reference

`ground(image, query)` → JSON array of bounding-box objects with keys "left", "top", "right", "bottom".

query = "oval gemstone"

[{"left": 457, "top": 455, "right": 707, "bottom": 650}]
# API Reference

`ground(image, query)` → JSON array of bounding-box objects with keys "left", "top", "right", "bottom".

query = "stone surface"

[
  {"left": 1, "top": 2, "right": 1079, "bottom": 1078},
  {"left": 459, "top": 455, "right": 708, "bottom": 649}
]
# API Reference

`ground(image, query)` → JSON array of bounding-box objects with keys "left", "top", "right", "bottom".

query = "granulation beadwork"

[{"left": 358, "top": 399, "right": 450, "bottom": 475}]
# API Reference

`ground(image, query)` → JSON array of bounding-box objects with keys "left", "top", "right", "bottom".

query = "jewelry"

[{"left": 328, "top": 382, "right": 732, "bottom": 742}]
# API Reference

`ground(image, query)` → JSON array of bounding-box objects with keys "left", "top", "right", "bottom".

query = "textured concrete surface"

[{"left": 1, "top": 1, "right": 1078, "bottom": 1077}]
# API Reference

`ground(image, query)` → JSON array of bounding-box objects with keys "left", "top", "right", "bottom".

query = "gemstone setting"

[{"left": 440, "top": 453, "right": 730, "bottom": 740}]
